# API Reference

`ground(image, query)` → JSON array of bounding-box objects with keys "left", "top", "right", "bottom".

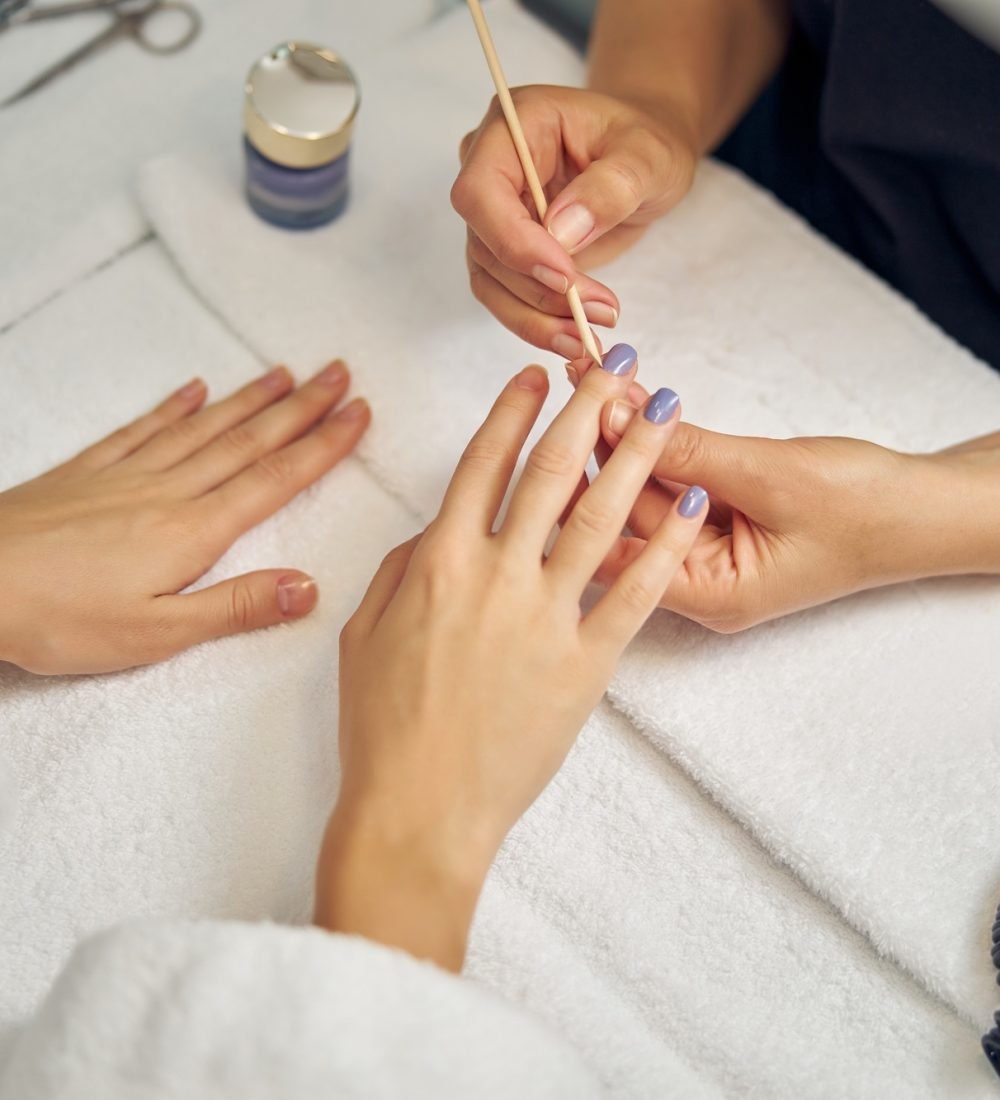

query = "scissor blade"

[{"left": 0, "top": 18, "right": 121, "bottom": 107}]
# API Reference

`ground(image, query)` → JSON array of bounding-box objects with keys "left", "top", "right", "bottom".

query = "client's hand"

[
  {"left": 0, "top": 363, "right": 369, "bottom": 674},
  {"left": 315, "top": 348, "right": 707, "bottom": 971},
  {"left": 596, "top": 395, "right": 1000, "bottom": 631}
]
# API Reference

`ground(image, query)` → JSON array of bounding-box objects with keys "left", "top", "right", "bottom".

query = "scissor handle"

[{"left": 123, "top": 0, "right": 200, "bottom": 54}]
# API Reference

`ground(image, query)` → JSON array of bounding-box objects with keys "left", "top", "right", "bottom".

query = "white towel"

[
  {"left": 0, "top": 0, "right": 447, "bottom": 328},
  {"left": 2, "top": 0, "right": 999, "bottom": 1095},
  {"left": 136, "top": 0, "right": 1000, "bottom": 1030}
]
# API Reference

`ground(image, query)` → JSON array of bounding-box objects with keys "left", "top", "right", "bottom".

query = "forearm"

[
  {"left": 314, "top": 803, "right": 491, "bottom": 973},
  {"left": 588, "top": 0, "right": 793, "bottom": 153}
]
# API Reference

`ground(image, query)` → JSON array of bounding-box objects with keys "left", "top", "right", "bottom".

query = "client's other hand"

[{"left": 0, "top": 363, "right": 369, "bottom": 674}]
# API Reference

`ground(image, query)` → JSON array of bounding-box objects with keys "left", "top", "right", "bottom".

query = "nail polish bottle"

[{"left": 243, "top": 42, "right": 360, "bottom": 229}]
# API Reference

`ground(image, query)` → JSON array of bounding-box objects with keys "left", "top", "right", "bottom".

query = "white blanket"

[{"left": 1, "top": 1, "right": 998, "bottom": 1096}]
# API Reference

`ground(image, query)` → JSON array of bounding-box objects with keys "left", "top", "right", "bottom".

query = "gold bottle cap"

[{"left": 244, "top": 42, "right": 360, "bottom": 170}]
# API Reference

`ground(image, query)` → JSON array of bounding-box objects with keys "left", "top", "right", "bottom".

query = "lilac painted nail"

[
  {"left": 601, "top": 343, "right": 637, "bottom": 376},
  {"left": 678, "top": 485, "right": 708, "bottom": 518},
  {"left": 644, "top": 387, "right": 680, "bottom": 424}
]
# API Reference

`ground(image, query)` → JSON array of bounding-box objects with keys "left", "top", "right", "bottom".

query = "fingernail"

[
  {"left": 261, "top": 366, "right": 291, "bottom": 392},
  {"left": 601, "top": 343, "right": 637, "bottom": 376},
  {"left": 277, "top": 574, "right": 317, "bottom": 617},
  {"left": 644, "top": 387, "right": 680, "bottom": 425},
  {"left": 548, "top": 204, "right": 595, "bottom": 252},
  {"left": 177, "top": 378, "right": 204, "bottom": 399},
  {"left": 564, "top": 363, "right": 580, "bottom": 386},
  {"left": 552, "top": 333, "right": 585, "bottom": 360},
  {"left": 608, "top": 400, "right": 635, "bottom": 436},
  {"left": 584, "top": 301, "right": 618, "bottom": 328},
  {"left": 332, "top": 397, "right": 368, "bottom": 421},
  {"left": 532, "top": 265, "right": 570, "bottom": 294},
  {"left": 515, "top": 365, "right": 548, "bottom": 391},
  {"left": 317, "top": 361, "right": 347, "bottom": 386},
  {"left": 678, "top": 485, "right": 708, "bottom": 518}
]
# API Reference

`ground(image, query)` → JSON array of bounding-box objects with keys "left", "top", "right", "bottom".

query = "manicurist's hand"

[
  {"left": 452, "top": 86, "right": 698, "bottom": 359},
  {"left": 595, "top": 398, "right": 1000, "bottom": 632},
  {"left": 315, "top": 345, "right": 708, "bottom": 971},
  {"left": 0, "top": 363, "right": 370, "bottom": 675}
]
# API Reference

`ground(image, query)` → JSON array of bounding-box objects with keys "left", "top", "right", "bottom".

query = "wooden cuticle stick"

[{"left": 465, "top": 0, "right": 604, "bottom": 367}]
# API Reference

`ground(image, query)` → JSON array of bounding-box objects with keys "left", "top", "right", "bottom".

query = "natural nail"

[
  {"left": 276, "top": 574, "right": 318, "bottom": 617},
  {"left": 317, "top": 361, "right": 347, "bottom": 386},
  {"left": 584, "top": 301, "right": 618, "bottom": 328},
  {"left": 608, "top": 400, "right": 635, "bottom": 436},
  {"left": 332, "top": 397, "right": 369, "bottom": 421},
  {"left": 261, "top": 366, "right": 291, "bottom": 391},
  {"left": 601, "top": 343, "right": 638, "bottom": 376},
  {"left": 548, "top": 204, "right": 595, "bottom": 253},
  {"left": 552, "top": 333, "right": 585, "bottom": 361},
  {"left": 532, "top": 265, "right": 570, "bottom": 294},
  {"left": 678, "top": 486, "right": 709, "bottom": 518},
  {"left": 177, "top": 378, "right": 204, "bottom": 399},
  {"left": 564, "top": 364, "right": 580, "bottom": 386},
  {"left": 515, "top": 365, "right": 548, "bottom": 392},
  {"left": 644, "top": 387, "right": 680, "bottom": 425}
]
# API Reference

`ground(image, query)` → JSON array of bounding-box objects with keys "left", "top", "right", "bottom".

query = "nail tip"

[{"left": 601, "top": 342, "right": 638, "bottom": 376}]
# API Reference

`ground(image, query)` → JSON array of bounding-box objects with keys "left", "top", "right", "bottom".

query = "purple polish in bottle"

[{"left": 243, "top": 43, "right": 360, "bottom": 230}]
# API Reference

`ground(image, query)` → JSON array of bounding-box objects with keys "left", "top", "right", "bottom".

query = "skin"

[
  {"left": 451, "top": 0, "right": 791, "bottom": 357},
  {"left": 587, "top": 374, "right": 1000, "bottom": 631},
  {"left": 315, "top": 358, "right": 707, "bottom": 971},
  {"left": 0, "top": 362, "right": 370, "bottom": 674}
]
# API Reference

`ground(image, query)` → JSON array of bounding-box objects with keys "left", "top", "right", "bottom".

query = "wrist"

[{"left": 313, "top": 798, "right": 495, "bottom": 973}]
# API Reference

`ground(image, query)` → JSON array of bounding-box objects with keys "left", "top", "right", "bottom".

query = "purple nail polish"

[
  {"left": 601, "top": 343, "right": 637, "bottom": 376},
  {"left": 644, "top": 387, "right": 680, "bottom": 424},
  {"left": 678, "top": 485, "right": 708, "bottom": 518}
]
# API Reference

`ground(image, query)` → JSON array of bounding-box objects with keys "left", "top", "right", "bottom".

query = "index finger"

[{"left": 451, "top": 106, "right": 577, "bottom": 286}]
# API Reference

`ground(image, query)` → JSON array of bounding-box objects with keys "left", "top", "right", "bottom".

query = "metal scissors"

[{"left": 0, "top": 0, "right": 201, "bottom": 108}]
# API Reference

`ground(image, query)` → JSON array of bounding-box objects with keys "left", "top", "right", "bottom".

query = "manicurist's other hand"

[
  {"left": 0, "top": 363, "right": 370, "bottom": 675},
  {"left": 596, "top": 396, "right": 1000, "bottom": 631},
  {"left": 315, "top": 345, "right": 707, "bottom": 970}
]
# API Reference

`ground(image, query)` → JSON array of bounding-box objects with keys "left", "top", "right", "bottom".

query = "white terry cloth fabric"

[
  {"left": 136, "top": 0, "right": 1000, "bottom": 1030},
  {"left": 0, "top": 0, "right": 448, "bottom": 328},
  {"left": 0, "top": 194, "right": 990, "bottom": 1100},
  {"left": 0, "top": 921, "right": 603, "bottom": 1100}
]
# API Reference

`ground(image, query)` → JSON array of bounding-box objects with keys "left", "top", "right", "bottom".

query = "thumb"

[
  {"left": 158, "top": 569, "right": 319, "bottom": 653},
  {"left": 544, "top": 128, "right": 684, "bottom": 255},
  {"left": 603, "top": 401, "right": 774, "bottom": 510}
]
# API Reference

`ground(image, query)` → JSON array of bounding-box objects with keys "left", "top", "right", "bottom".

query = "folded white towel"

[{"left": 137, "top": 0, "right": 1000, "bottom": 1033}]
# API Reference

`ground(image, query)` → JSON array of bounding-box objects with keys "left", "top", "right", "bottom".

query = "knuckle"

[
  {"left": 254, "top": 450, "right": 295, "bottom": 486},
  {"left": 449, "top": 172, "right": 477, "bottom": 218},
  {"left": 664, "top": 426, "right": 703, "bottom": 475},
  {"left": 460, "top": 437, "right": 513, "bottom": 474},
  {"left": 604, "top": 158, "right": 646, "bottom": 209},
  {"left": 162, "top": 415, "right": 203, "bottom": 448},
  {"left": 616, "top": 573, "right": 656, "bottom": 613},
  {"left": 525, "top": 440, "right": 577, "bottom": 480},
  {"left": 226, "top": 580, "right": 259, "bottom": 633},
  {"left": 568, "top": 496, "right": 616, "bottom": 538},
  {"left": 468, "top": 264, "right": 490, "bottom": 304},
  {"left": 220, "top": 422, "right": 259, "bottom": 461}
]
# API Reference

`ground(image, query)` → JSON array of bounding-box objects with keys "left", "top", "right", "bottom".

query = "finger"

[
  {"left": 467, "top": 231, "right": 619, "bottom": 328},
  {"left": 344, "top": 535, "right": 422, "bottom": 638},
  {"left": 544, "top": 127, "right": 687, "bottom": 255},
  {"left": 500, "top": 343, "right": 638, "bottom": 550},
  {"left": 566, "top": 358, "right": 647, "bottom": 409},
  {"left": 154, "top": 568, "right": 319, "bottom": 656},
  {"left": 70, "top": 378, "right": 208, "bottom": 471},
  {"left": 557, "top": 472, "right": 590, "bottom": 531},
  {"left": 546, "top": 387, "right": 682, "bottom": 591},
  {"left": 468, "top": 258, "right": 594, "bottom": 360},
  {"left": 129, "top": 365, "right": 294, "bottom": 472},
  {"left": 451, "top": 103, "right": 579, "bottom": 288},
  {"left": 197, "top": 398, "right": 371, "bottom": 542},
  {"left": 170, "top": 362, "right": 352, "bottom": 496},
  {"left": 605, "top": 413, "right": 774, "bottom": 513},
  {"left": 436, "top": 365, "right": 550, "bottom": 532},
  {"left": 583, "top": 484, "right": 709, "bottom": 649}
]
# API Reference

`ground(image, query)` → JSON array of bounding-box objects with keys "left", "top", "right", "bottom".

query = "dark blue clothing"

[{"left": 718, "top": 0, "right": 1000, "bottom": 370}]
